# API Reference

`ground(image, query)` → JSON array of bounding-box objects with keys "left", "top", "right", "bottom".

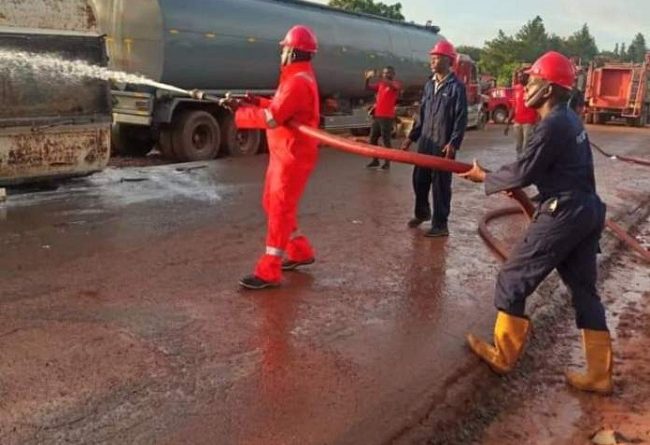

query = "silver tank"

[{"left": 94, "top": 0, "right": 442, "bottom": 99}]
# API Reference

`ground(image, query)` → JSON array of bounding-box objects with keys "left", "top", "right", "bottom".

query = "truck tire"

[
  {"left": 171, "top": 110, "right": 221, "bottom": 162},
  {"left": 594, "top": 113, "right": 606, "bottom": 125},
  {"left": 220, "top": 115, "right": 262, "bottom": 156},
  {"left": 491, "top": 106, "right": 508, "bottom": 124},
  {"left": 158, "top": 126, "right": 176, "bottom": 160},
  {"left": 637, "top": 106, "right": 648, "bottom": 127},
  {"left": 111, "top": 123, "right": 155, "bottom": 157}
]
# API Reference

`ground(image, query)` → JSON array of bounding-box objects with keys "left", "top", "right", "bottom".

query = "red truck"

[
  {"left": 485, "top": 83, "right": 513, "bottom": 124},
  {"left": 481, "top": 65, "right": 533, "bottom": 124},
  {"left": 453, "top": 54, "right": 486, "bottom": 128},
  {"left": 585, "top": 52, "right": 650, "bottom": 126}
]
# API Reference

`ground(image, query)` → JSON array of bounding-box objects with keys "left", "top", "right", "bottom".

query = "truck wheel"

[
  {"left": 638, "top": 105, "right": 649, "bottom": 127},
  {"left": 158, "top": 127, "right": 176, "bottom": 159},
  {"left": 220, "top": 115, "right": 262, "bottom": 156},
  {"left": 492, "top": 107, "right": 508, "bottom": 124},
  {"left": 111, "top": 123, "right": 155, "bottom": 157},
  {"left": 594, "top": 113, "right": 606, "bottom": 125},
  {"left": 171, "top": 110, "right": 221, "bottom": 162}
]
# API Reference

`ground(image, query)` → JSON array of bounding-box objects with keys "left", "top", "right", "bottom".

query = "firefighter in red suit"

[{"left": 233, "top": 25, "right": 320, "bottom": 290}]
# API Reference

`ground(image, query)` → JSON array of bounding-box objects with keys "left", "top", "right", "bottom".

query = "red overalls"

[{"left": 235, "top": 61, "right": 320, "bottom": 283}]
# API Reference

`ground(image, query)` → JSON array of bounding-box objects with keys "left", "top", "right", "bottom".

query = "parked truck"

[
  {"left": 585, "top": 53, "right": 650, "bottom": 127},
  {"left": 0, "top": 0, "right": 111, "bottom": 186},
  {"left": 94, "top": 0, "right": 483, "bottom": 162}
]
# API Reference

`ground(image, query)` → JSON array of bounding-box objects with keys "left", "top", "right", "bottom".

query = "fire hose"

[
  {"left": 591, "top": 141, "right": 650, "bottom": 167},
  {"left": 289, "top": 122, "right": 650, "bottom": 264}
]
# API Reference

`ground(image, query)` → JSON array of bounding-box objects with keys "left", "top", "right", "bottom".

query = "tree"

[
  {"left": 548, "top": 34, "right": 566, "bottom": 53},
  {"left": 626, "top": 33, "right": 647, "bottom": 63},
  {"left": 614, "top": 43, "right": 619, "bottom": 56},
  {"left": 514, "top": 16, "right": 550, "bottom": 61},
  {"left": 456, "top": 45, "right": 483, "bottom": 62},
  {"left": 620, "top": 42, "right": 627, "bottom": 59},
  {"left": 496, "top": 61, "right": 521, "bottom": 87},
  {"left": 328, "top": 0, "right": 404, "bottom": 21},
  {"left": 564, "top": 24, "right": 598, "bottom": 62},
  {"left": 480, "top": 30, "right": 519, "bottom": 84}
]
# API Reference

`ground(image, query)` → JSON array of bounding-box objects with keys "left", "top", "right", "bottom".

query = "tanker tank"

[
  {"left": 95, "top": 0, "right": 443, "bottom": 101},
  {"left": 94, "top": 0, "right": 475, "bottom": 161}
]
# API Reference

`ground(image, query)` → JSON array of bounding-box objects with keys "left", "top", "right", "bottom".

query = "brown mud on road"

[
  {"left": 441, "top": 216, "right": 650, "bottom": 445},
  {"left": 0, "top": 125, "right": 648, "bottom": 444}
]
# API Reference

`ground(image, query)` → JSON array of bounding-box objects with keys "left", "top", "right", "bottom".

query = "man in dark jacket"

[
  {"left": 401, "top": 40, "right": 468, "bottom": 237},
  {"left": 460, "top": 51, "right": 612, "bottom": 394}
]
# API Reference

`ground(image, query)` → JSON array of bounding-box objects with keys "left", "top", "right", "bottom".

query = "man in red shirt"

[
  {"left": 365, "top": 66, "right": 402, "bottom": 170},
  {"left": 506, "top": 71, "right": 538, "bottom": 159}
]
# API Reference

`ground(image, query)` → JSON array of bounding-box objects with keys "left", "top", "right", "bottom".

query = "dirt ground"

[
  {"left": 476, "top": 216, "right": 650, "bottom": 445},
  {"left": 0, "top": 124, "right": 648, "bottom": 444}
]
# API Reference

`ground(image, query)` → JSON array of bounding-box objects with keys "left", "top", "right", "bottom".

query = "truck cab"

[{"left": 0, "top": 0, "right": 111, "bottom": 185}]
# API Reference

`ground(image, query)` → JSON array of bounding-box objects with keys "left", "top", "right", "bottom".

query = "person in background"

[
  {"left": 365, "top": 66, "right": 402, "bottom": 170},
  {"left": 505, "top": 70, "right": 538, "bottom": 159},
  {"left": 401, "top": 40, "right": 467, "bottom": 237},
  {"left": 569, "top": 88, "right": 586, "bottom": 118}
]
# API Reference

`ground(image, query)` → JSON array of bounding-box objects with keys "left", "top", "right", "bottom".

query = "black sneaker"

[
  {"left": 366, "top": 159, "right": 380, "bottom": 169},
  {"left": 282, "top": 257, "right": 316, "bottom": 271},
  {"left": 407, "top": 217, "right": 426, "bottom": 228},
  {"left": 381, "top": 162, "right": 390, "bottom": 170},
  {"left": 239, "top": 274, "right": 280, "bottom": 290},
  {"left": 424, "top": 226, "right": 449, "bottom": 237}
]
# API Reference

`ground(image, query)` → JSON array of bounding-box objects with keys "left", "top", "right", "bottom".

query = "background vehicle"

[
  {"left": 485, "top": 85, "right": 513, "bottom": 124},
  {"left": 0, "top": 0, "right": 110, "bottom": 186},
  {"left": 584, "top": 52, "right": 650, "bottom": 126},
  {"left": 453, "top": 54, "right": 485, "bottom": 128},
  {"left": 94, "top": 0, "right": 483, "bottom": 162}
]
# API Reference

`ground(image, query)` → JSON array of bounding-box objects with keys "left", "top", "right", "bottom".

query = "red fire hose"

[
  {"left": 591, "top": 141, "right": 650, "bottom": 167},
  {"left": 290, "top": 122, "right": 650, "bottom": 264}
]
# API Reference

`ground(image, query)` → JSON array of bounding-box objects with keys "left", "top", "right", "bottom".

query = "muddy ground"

[{"left": 0, "top": 125, "right": 648, "bottom": 444}]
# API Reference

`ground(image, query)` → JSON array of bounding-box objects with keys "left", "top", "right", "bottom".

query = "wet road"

[{"left": 0, "top": 125, "right": 648, "bottom": 444}]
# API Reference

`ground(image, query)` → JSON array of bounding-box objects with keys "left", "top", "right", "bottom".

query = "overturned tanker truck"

[
  {"left": 0, "top": 0, "right": 111, "bottom": 186},
  {"left": 95, "top": 0, "right": 483, "bottom": 162}
]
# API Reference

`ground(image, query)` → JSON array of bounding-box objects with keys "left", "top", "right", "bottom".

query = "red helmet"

[
  {"left": 429, "top": 40, "right": 457, "bottom": 60},
  {"left": 280, "top": 25, "right": 318, "bottom": 53},
  {"left": 525, "top": 51, "right": 575, "bottom": 90}
]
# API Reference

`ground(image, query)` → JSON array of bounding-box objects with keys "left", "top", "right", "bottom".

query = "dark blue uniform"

[
  {"left": 485, "top": 104, "right": 607, "bottom": 331},
  {"left": 408, "top": 74, "right": 468, "bottom": 228}
]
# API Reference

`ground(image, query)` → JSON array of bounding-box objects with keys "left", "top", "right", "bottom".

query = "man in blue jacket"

[
  {"left": 401, "top": 40, "right": 467, "bottom": 237},
  {"left": 460, "top": 52, "right": 612, "bottom": 394}
]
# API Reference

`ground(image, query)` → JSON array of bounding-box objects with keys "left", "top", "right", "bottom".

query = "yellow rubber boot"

[
  {"left": 466, "top": 311, "right": 531, "bottom": 374},
  {"left": 566, "top": 329, "right": 613, "bottom": 394}
]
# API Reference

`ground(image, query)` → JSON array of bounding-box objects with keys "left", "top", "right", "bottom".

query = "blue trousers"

[
  {"left": 495, "top": 194, "right": 608, "bottom": 331},
  {"left": 412, "top": 165, "right": 453, "bottom": 227}
]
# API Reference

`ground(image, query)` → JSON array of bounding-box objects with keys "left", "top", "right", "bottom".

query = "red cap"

[
  {"left": 429, "top": 40, "right": 457, "bottom": 60},
  {"left": 280, "top": 25, "right": 318, "bottom": 53},
  {"left": 525, "top": 51, "right": 575, "bottom": 90}
]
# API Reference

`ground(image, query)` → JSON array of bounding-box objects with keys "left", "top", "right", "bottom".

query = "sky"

[{"left": 309, "top": 0, "right": 649, "bottom": 51}]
